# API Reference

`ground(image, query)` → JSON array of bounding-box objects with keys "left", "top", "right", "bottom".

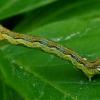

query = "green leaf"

[
  {"left": 0, "top": 50, "right": 35, "bottom": 100},
  {"left": 1, "top": 19, "right": 100, "bottom": 100},
  {"left": 0, "top": 0, "right": 100, "bottom": 100},
  {"left": 0, "top": 0, "right": 56, "bottom": 20},
  {"left": 13, "top": 0, "right": 100, "bottom": 31}
]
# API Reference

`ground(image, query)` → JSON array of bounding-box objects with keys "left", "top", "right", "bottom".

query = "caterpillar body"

[{"left": 0, "top": 25, "right": 100, "bottom": 82}]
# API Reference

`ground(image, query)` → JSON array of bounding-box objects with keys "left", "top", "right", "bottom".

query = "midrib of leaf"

[{"left": 13, "top": 60, "right": 76, "bottom": 100}]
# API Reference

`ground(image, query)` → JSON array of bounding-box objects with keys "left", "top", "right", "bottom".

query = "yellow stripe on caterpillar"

[{"left": 0, "top": 24, "right": 100, "bottom": 82}]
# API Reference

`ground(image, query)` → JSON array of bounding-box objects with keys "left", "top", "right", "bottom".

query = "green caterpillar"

[{"left": 0, "top": 25, "right": 100, "bottom": 82}]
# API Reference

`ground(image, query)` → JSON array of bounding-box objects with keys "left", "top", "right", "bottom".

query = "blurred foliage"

[{"left": 0, "top": 0, "right": 100, "bottom": 100}]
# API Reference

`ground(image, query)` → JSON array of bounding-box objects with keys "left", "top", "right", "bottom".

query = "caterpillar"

[{"left": 0, "top": 24, "right": 100, "bottom": 82}]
